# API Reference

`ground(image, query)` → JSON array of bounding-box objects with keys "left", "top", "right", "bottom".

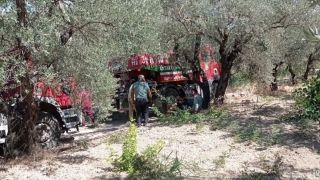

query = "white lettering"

[
  {"left": 131, "top": 56, "right": 138, "bottom": 66},
  {"left": 149, "top": 57, "right": 154, "bottom": 65}
]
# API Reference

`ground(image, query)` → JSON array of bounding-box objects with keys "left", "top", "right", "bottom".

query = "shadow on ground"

[
  {"left": 56, "top": 154, "right": 100, "bottom": 165},
  {"left": 59, "top": 111, "right": 130, "bottom": 145},
  {"left": 218, "top": 102, "right": 320, "bottom": 154}
]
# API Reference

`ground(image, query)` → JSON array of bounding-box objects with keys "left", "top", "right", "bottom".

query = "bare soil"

[{"left": 1, "top": 85, "right": 320, "bottom": 180}]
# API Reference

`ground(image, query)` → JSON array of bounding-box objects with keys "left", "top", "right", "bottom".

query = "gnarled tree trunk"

[
  {"left": 214, "top": 37, "right": 244, "bottom": 104},
  {"left": 287, "top": 63, "right": 296, "bottom": 85},
  {"left": 12, "top": 0, "right": 38, "bottom": 155},
  {"left": 270, "top": 61, "right": 283, "bottom": 91},
  {"left": 303, "top": 53, "right": 315, "bottom": 81}
]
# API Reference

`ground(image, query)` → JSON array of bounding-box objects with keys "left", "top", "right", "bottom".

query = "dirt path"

[{"left": 1, "top": 89, "right": 320, "bottom": 180}]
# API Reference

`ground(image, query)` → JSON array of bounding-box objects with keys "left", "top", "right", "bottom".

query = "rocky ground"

[{"left": 1, "top": 85, "right": 320, "bottom": 180}]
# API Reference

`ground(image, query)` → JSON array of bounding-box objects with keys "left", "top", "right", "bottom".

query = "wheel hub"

[{"left": 35, "top": 123, "right": 52, "bottom": 143}]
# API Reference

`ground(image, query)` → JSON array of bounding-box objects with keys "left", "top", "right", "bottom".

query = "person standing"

[{"left": 131, "top": 75, "right": 152, "bottom": 127}]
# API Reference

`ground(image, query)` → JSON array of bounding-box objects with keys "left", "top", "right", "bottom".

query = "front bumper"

[
  {"left": 61, "top": 108, "right": 81, "bottom": 129},
  {"left": 0, "top": 125, "right": 8, "bottom": 144}
]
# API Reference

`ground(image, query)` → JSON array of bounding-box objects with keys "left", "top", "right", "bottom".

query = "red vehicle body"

[
  {"left": 0, "top": 48, "right": 82, "bottom": 148},
  {"left": 109, "top": 44, "right": 221, "bottom": 113}
]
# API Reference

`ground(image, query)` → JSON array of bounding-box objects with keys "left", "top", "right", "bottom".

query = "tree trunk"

[
  {"left": 16, "top": 0, "right": 28, "bottom": 26},
  {"left": 192, "top": 35, "right": 210, "bottom": 109},
  {"left": 303, "top": 53, "right": 314, "bottom": 81},
  {"left": 270, "top": 61, "right": 283, "bottom": 91},
  {"left": 14, "top": 0, "right": 38, "bottom": 155},
  {"left": 214, "top": 37, "right": 241, "bottom": 104},
  {"left": 176, "top": 35, "right": 210, "bottom": 109},
  {"left": 287, "top": 64, "right": 296, "bottom": 85},
  {"left": 214, "top": 58, "right": 232, "bottom": 104}
]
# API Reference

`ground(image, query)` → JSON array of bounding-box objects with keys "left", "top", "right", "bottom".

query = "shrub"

[
  {"left": 111, "top": 118, "right": 137, "bottom": 173},
  {"left": 154, "top": 105, "right": 227, "bottom": 126},
  {"left": 107, "top": 118, "right": 183, "bottom": 179},
  {"left": 293, "top": 72, "right": 320, "bottom": 124}
]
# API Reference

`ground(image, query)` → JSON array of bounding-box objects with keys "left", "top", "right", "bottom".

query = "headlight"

[{"left": 0, "top": 114, "right": 8, "bottom": 126}]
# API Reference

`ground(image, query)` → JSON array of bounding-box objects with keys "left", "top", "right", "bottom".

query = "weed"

[
  {"left": 231, "top": 120, "right": 261, "bottom": 143},
  {"left": 78, "top": 137, "right": 89, "bottom": 150},
  {"left": 242, "top": 152, "right": 285, "bottom": 179},
  {"left": 114, "top": 118, "right": 137, "bottom": 173},
  {"left": 263, "top": 125, "right": 283, "bottom": 146},
  {"left": 106, "top": 118, "right": 184, "bottom": 179},
  {"left": 155, "top": 105, "right": 228, "bottom": 126},
  {"left": 213, "top": 151, "right": 228, "bottom": 169},
  {"left": 195, "top": 120, "right": 205, "bottom": 133},
  {"left": 210, "top": 115, "right": 229, "bottom": 131},
  {"left": 262, "top": 153, "right": 284, "bottom": 176},
  {"left": 47, "top": 156, "right": 56, "bottom": 166},
  {"left": 104, "top": 131, "right": 126, "bottom": 144}
]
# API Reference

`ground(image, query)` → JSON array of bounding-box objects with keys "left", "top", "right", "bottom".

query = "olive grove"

[
  {"left": 160, "top": 0, "right": 320, "bottom": 101},
  {"left": 1, "top": 0, "right": 320, "bottom": 156}
]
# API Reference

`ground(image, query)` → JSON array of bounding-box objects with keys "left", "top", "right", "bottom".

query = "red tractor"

[
  {"left": 0, "top": 48, "right": 82, "bottom": 149},
  {"left": 109, "top": 44, "right": 221, "bottom": 114}
]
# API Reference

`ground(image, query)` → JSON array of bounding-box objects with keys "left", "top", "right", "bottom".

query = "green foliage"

[
  {"left": 131, "top": 141, "right": 183, "bottom": 179},
  {"left": 114, "top": 118, "right": 137, "bottom": 173},
  {"left": 229, "top": 73, "right": 250, "bottom": 87},
  {"left": 231, "top": 121, "right": 261, "bottom": 142},
  {"left": 228, "top": 119, "right": 283, "bottom": 145},
  {"left": 264, "top": 125, "right": 283, "bottom": 146},
  {"left": 303, "top": 27, "right": 320, "bottom": 42},
  {"left": 210, "top": 109, "right": 230, "bottom": 130},
  {"left": 78, "top": 137, "right": 89, "bottom": 150},
  {"left": 213, "top": 151, "right": 228, "bottom": 169},
  {"left": 107, "top": 118, "right": 183, "bottom": 179},
  {"left": 155, "top": 105, "right": 228, "bottom": 125},
  {"left": 293, "top": 72, "right": 320, "bottom": 124}
]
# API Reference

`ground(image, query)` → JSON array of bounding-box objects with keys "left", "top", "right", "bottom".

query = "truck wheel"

[
  {"left": 34, "top": 112, "right": 61, "bottom": 149},
  {"left": 162, "top": 88, "right": 179, "bottom": 114}
]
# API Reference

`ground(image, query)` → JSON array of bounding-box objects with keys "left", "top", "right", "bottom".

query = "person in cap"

[{"left": 131, "top": 75, "right": 152, "bottom": 127}]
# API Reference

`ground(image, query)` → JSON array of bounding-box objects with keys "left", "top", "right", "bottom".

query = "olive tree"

[
  {"left": 0, "top": 0, "right": 164, "bottom": 155},
  {"left": 161, "top": 0, "right": 315, "bottom": 102}
]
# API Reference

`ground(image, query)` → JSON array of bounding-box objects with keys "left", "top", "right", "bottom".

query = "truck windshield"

[{"left": 201, "top": 52, "right": 208, "bottom": 62}]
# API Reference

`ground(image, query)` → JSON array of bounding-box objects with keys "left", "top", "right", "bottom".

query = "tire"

[
  {"left": 211, "top": 82, "right": 218, "bottom": 98},
  {"left": 0, "top": 143, "right": 5, "bottom": 157},
  {"left": 34, "top": 112, "right": 61, "bottom": 149}
]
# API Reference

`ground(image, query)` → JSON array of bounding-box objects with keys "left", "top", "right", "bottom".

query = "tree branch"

[
  {"left": 76, "top": 21, "right": 115, "bottom": 30},
  {"left": 1, "top": 35, "right": 13, "bottom": 46}
]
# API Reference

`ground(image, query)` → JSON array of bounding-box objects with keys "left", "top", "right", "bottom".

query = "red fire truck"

[
  {"left": 0, "top": 48, "right": 82, "bottom": 149},
  {"left": 109, "top": 44, "right": 221, "bottom": 113}
]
